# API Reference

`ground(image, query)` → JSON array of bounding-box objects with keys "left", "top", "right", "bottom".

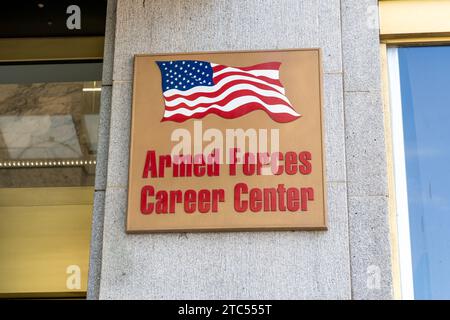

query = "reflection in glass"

[
  {"left": 0, "top": 77, "right": 101, "bottom": 187},
  {"left": 0, "top": 115, "right": 82, "bottom": 159},
  {"left": 399, "top": 46, "right": 450, "bottom": 299}
]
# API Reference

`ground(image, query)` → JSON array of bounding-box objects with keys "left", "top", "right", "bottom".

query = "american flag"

[{"left": 156, "top": 60, "right": 300, "bottom": 123}]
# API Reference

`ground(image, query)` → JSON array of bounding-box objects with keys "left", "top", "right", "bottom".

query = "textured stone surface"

[
  {"left": 94, "top": 86, "right": 112, "bottom": 191},
  {"left": 348, "top": 196, "right": 393, "bottom": 299},
  {"left": 87, "top": 191, "right": 105, "bottom": 300},
  {"left": 341, "top": 0, "right": 392, "bottom": 300},
  {"left": 319, "top": 0, "right": 342, "bottom": 74},
  {"left": 101, "top": 0, "right": 117, "bottom": 86},
  {"left": 111, "top": 0, "right": 348, "bottom": 81},
  {"left": 344, "top": 91, "right": 387, "bottom": 196},
  {"left": 323, "top": 74, "right": 346, "bottom": 182},
  {"left": 341, "top": 0, "right": 381, "bottom": 92},
  {"left": 105, "top": 82, "right": 132, "bottom": 188},
  {"left": 96, "top": 0, "right": 352, "bottom": 299},
  {"left": 99, "top": 183, "right": 350, "bottom": 299},
  {"left": 91, "top": 0, "right": 396, "bottom": 300}
]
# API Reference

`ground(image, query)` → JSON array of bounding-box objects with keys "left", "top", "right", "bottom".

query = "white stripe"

[
  {"left": 213, "top": 67, "right": 279, "bottom": 79},
  {"left": 163, "top": 96, "right": 300, "bottom": 118},
  {"left": 164, "top": 74, "right": 285, "bottom": 97},
  {"left": 164, "top": 83, "right": 292, "bottom": 107}
]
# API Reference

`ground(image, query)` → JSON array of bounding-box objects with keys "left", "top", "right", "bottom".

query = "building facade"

[
  {"left": 1, "top": 0, "right": 449, "bottom": 300},
  {"left": 88, "top": 0, "right": 391, "bottom": 300}
]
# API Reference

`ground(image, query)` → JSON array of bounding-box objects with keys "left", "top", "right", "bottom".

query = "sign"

[{"left": 127, "top": 49, "right": 326, "bottom": 232}]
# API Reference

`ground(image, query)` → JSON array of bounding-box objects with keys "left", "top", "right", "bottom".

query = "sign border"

[{"left": 126, "top": 48, "right": 327, "bottom": 233}]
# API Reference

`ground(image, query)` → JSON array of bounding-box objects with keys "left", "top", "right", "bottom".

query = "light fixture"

[
  {"left": 82, "top": 88, "right": 102, "bottom": 92},
  {"left": 0, "top": 159, "right": 97, "bottom": 168}
]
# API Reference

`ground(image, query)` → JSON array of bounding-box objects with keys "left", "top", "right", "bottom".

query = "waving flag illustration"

[{"left": 156, "top": 60, "right": 301, "bottom": 123}]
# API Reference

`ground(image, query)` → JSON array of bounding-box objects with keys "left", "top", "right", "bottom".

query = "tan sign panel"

[{"left": 127, "top": 49, "right": 326, "bottom": 232}]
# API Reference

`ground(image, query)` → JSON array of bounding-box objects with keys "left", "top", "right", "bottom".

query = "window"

[
  {"left": 388, "top": 46, "right": 450, "bottom": 299},
  {"left": 0, "top": 62, "right": 102, "bottom": 297},
  {"left": 0, "top": 62, "right": 102, "bottom": 187}
]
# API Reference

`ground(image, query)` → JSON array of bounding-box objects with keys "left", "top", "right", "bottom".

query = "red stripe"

[
  {"left": 164, "top": 78, "right": 284, "bottom": 102},
  {"left": 162, "top": 102, "right": 300, "bottom": 123},
  {"left": 164, "top": 90, "right": 293, "bottom": 111},
  {"left": 238, "top": 62, "right": 281, "bottom": 71},
  {"left": 212, "top": 71, "right": 282, "bottom": 87},
  {"left": 211, "top": 65, "right": 227, "bottom": 73},
  {"left": 211, "top": 62, "right": 280, "bottom": 73}
]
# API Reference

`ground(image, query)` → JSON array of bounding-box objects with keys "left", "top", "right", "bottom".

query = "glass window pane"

[
  {"left": 399, "top": 46, "right": 450, "bottom": 299},
  {"left": 0, "top": 62, "right": 102, "bottom": 187}
]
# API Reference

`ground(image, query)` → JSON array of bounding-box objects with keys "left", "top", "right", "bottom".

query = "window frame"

[{"left": 379, "top": 0, "right": 450, "bottom": 300}]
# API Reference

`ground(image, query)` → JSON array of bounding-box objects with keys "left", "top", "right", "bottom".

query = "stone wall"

[{"left": 88, "top": 0, "right": 392, "bottom": 300}]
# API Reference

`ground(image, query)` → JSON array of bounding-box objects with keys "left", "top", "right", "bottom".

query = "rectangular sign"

[{"left": 127, "top": 49, "right": 327, "bottom": 232}]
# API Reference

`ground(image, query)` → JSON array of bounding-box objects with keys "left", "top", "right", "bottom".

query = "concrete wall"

[{"left": 88, "top": 0, "right": 393, "bottom": 299}]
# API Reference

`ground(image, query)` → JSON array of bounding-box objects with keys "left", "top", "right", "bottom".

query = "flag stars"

[{"left": 158, "top": 60, "right": 213, "bottom": 91}]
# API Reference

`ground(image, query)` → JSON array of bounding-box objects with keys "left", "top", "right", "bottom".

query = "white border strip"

[{"left": 387, "top": 47, "right": 415, "bottom": 300}]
